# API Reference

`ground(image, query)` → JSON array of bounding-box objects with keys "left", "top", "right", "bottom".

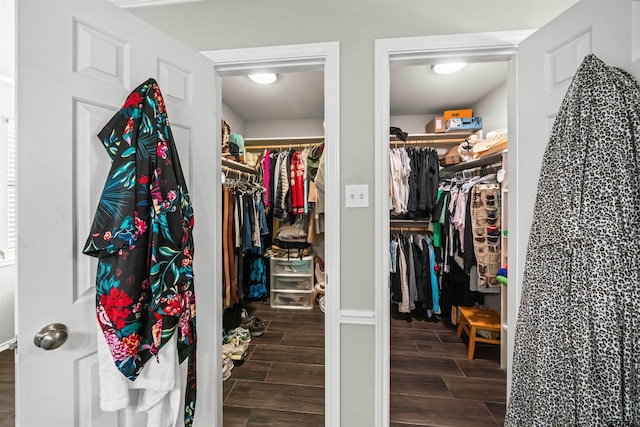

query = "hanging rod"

[
  {"left": 390, "top": 138, "right": 469, "bottom": 146},
  {"left": 244, "top": 136, "right": 324, "bottom": 149},
  {"left": 245, "top": 142, "right": 321, "bottom": 151},
  {"left": 390, "top": 226, "right": 433, "bottom": 232},
  {"left": 221, "top": 166, "right": 261, "bottom": 183},
  {"left": 390, "top": 131, "right": 476, "bottom": 144}
]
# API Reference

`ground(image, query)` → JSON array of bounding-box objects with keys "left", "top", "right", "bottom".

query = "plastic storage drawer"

[
  {"left": 270, "top": 256, "right": 314, "bottom": 275},
  {"left": 271, "top": 275, "right": 314, "bottom": 291},
  {"left": 270, "top": 290, "right": 315, "bottom": 309}
]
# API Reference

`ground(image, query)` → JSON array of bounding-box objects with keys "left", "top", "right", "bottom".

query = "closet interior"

[
  {"left": 388, "top": 60, "right": 509, "bottom": 425},
  {"left": 219, "top": 70, "right": 327, "bottom": 426}
]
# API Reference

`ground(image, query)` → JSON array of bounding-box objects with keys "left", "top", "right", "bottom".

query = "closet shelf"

[
  {"left": 390, "top": 131, "right": 477, "bottom": 145},
  {"left": 222, "top": 158, "right": 258, "bottom": 174},
  {"left": 439, "top": 152, "right": 503, "bottom": 174},
  {"left": 390, "top": 219, "right": 433, "bottom": 232},
  {"left": 390, "top": 219, "right": 431, "bottom": 224}
]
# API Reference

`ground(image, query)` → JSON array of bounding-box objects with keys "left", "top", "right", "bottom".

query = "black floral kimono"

[{"left": 83, "top": 79, "right": 197, "bottom": 426}]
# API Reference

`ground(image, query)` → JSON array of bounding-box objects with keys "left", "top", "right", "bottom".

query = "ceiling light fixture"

[
  {"left": 248, "top": 73, "right": 278, "bottom": 84},
  {"left": 431, "top": 63, "right": 467, "bottom": 75}
]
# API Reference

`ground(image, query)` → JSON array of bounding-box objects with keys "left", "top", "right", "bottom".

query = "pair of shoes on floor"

[
  {"left": 222, "top": 354, "right": 234, "bottom": 381},
  {"left": 222, "top": 327, "right": 251, "bottom": 361},
  {"left": 240, "top": 315, "right": 265, "bottom": 337}
]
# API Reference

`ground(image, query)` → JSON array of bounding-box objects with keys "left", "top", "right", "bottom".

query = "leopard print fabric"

[{"left": 505, "top": 54, "right": 640, "bottom": 426}]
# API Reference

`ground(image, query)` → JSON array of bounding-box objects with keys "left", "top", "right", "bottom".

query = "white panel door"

[
  {"left": 16, "top": 0, "right": 219, "bottom": 426},
  {"left": 511, "top": 0, "right": 639, "bottom": 385}
]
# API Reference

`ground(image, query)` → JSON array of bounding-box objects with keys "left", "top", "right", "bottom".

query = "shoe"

[
  {"left": 319, "top": 296, "right": 326, "bottom": 313},
  {"left": 223, "top": 327, "right": 251, "bottom": 346},
  {"left": 222, "top": 327, "right": 251, "bottom": 360},
  {"left": 222, "top": 341, "right": 249, "bottom": 361},
  {"left": 222, "top": 355, "right": 234, "bottom": 380},
  {"left": 240, "top": 316, "right": 265, "bottom": 337}
]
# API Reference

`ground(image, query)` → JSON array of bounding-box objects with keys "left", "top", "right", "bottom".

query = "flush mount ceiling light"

[
  {"left": 431, "top": 63, "right": 467, "bottom": 75},
  {"left": 248, "top": 73, "right": 278, "bottom": 84}
]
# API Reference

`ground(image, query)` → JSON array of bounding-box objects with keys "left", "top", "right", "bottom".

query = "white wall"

[
  {"left": 222, "top": 102, "right": 246, "bottom": 136},
  {"left": 130, "top": 2, "right": 577, "bottom": 424},
  {"left": 471, "top": 80, "right": 508, "bottom": 135},
  {"left": 389, "top": 114, "right": 434, "bottom": 135},
  {"left": 223, "top": 105, "right": 324, "bottom": 140},
  {"left": 245, "top": 118, "right": 324, "bottom": 139},
  {"left": 0, "top": 0, "right": 15, "bottom": 81}
]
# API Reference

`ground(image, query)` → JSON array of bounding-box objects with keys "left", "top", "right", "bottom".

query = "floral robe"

[{"left": 83, "top": 79, "right": 197, "bottom": 426}]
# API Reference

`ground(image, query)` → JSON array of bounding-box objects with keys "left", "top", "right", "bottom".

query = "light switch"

[{"left": 345, "top": 184, "right": 369, "bottom": 208}]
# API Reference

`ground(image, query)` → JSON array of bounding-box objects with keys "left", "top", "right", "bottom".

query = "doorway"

[
  {"left": 374, "top": 31, "right": 533, "bottom": 426},
  {"left": 388, "top": 58, "right": 508, "bottom": 425},
  {"left": 201, "top": 42, "right": 341, "bottom": 427}
]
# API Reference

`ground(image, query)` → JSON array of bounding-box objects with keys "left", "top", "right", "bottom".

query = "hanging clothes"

[
  {"left": 263, "top": 149, "right": 271, "bottom": 207},
  {"left": 389, "top": 147, "right": 439, "bottom": 219},
  {"left": 222, "top": 173, "right": 270, "bottom": 302},
  {"left": 224, "top": 187, "right": 239, "bottom": 306},
  {"left": 242, "top": 192, "right": 270, "bottom": 300},
  {"left": 83, "top": 79, "right": 197, "bottom": 426},
  {"left": 273, "top": 151, "right": 290, "bottom": 221},
  {"left": 432, "top": 178, "right": 490, "bottom": 316},
  {"left": 314, "top": 148, "right": 326, "bottom": 234},
  {"left": 290, "top": 150, "right": 305, "bottom": 215},
  {"left": 506, "top": 55, "right": 640, "bottom": 426},
  {"left": 389, "top": 148, "right": 411, "bottom": 215},
  {"left": 470, "top": 183, "right": 502, "bottom": 291},
  {"left": 390, "top": 232, "right": 439, "bottom": 317}
]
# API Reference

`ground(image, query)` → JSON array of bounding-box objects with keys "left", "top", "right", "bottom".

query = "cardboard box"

[
  {"left": 446, "top": 117, "right": 483, "bottom": 131},
  {"left": 440, "top": 145, "right": 462, "bottom": 166},
  {"left": 443, "top": 109, "right": 473, "bottom": 121},
  {"left": 425, "top": 116, "right": 446, "bottom": 133}
]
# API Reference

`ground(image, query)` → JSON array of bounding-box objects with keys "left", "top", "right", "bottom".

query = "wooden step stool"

[{"left": 456, "top": 306, "right": 501, "bottom": 360}]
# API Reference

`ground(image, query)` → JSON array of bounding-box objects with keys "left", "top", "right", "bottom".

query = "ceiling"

[{"left": 222, "top": 61, "right": 507, "bottom": 122}]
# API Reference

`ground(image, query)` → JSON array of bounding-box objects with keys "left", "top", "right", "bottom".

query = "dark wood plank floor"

[
  {"left": 0, "top": 350, "right": 15, "bottom": 427},
  {"left": 0, "top": 304, "right": 506, "bottom": 427},
  {"left": 224, "top": 301, "right": 326, "bottom": 427},
  {"left": 389, "top": 311, "right": 506, "bottom": 427}
]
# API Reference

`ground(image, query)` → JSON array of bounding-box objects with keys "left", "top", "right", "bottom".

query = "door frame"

[
  {"left": 201, "top": 42, "right": 341, "bottom": 427},
  {"left": 373, "top": 30, "right": 533, "bottom": 426}
]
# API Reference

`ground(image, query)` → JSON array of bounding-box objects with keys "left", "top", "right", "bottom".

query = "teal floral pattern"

[{"left": 83, "top": 79, "right": 197, "bottom": 426}]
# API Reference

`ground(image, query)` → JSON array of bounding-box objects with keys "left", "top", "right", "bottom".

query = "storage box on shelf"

[
  {"left": 443, "top": 108, "right": 473, "bottom": 121},
  {"left": 442, "top": 145, "right": 463, "bottom": 166},
  {"left": 425, "top": 116, "right": 446, "bottom": 133},
  {"left": 446, "top": 117, "right": 483, "bottom": 131},
  {"left": 269, "top": 255, "right": 315, "bottom": 310}
]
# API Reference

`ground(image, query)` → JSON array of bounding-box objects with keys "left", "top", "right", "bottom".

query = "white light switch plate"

[{"left": 345, "top": 184, "right": 369, "bottom": 208}]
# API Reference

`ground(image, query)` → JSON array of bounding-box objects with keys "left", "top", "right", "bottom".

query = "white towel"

[{"left": 97, "top": 324, "right": 181, "bottom": 427}]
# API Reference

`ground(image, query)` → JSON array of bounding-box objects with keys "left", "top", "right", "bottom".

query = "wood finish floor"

[
  {"left": 0, "top": 304, "right": 506, "bottom": 427},
  {"left": 223, "top": 301, "right": 326, "bottom": 427},
  {"left": 389, "top": 311, "right": 506, "bottom": 427},
  {"left": 0, "top": 350, "right": 14, "bottom": 427},
  {"left": 227, "top": 303, "right": 506, "bottom": 427}
]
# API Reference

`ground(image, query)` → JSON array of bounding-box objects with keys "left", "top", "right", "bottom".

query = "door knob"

[{"left": 33, "top": 323, "right": 68, "bottom": 350}]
